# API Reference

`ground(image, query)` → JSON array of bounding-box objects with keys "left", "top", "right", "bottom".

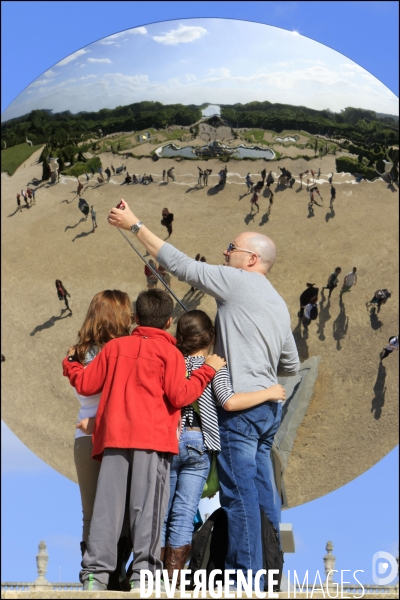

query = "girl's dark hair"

[{"left": 176, "top": 310, "right": 215, "bottom": 356}]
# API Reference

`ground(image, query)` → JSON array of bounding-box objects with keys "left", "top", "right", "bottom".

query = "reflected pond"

[{"left": 156, "top": 143, "right": 275, "bottom": 160}]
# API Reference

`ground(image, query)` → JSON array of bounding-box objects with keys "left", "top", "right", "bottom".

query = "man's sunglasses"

[{"left": 227, "top": 243, "right": 260, "bottom": 257}]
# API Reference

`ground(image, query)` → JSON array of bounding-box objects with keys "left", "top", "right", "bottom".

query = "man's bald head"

[{"left": 236, "top": 232, "right": 276, "bottom": 274}]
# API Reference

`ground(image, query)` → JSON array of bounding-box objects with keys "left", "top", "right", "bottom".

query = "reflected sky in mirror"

[{"left": 2, "top": 19, "right": 398, "bottom": 122}]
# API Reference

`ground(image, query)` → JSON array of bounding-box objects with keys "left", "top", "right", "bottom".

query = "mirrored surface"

[{"left": 1, "top": 18, "right": 398, "bottom": 508}]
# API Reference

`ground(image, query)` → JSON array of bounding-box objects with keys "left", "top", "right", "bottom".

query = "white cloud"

[
  {"left": 185, "top": 73, "right": 197, "bottom": 82},
  {"left": 99, "top": 26, "right": 147, "bottom": 44},
  {"left": 203, "top": 68, "right": 231, "bottom": 82},
  {"left": 87, "top": 58, "right": 112, "bottom": 64},
  {"left": 341, "top": 62, "right": 365, "bottom": 73},
  {"left": 30, "top": 78, "right": 54, "bottom": 87},
  {"left": 44, "top": 69, "right": 57, "bottom": 77},
  {"left": 79, "top": 75, "right": 97, "bottom": 80},
  {"left": 131, "top": 26, "right": 147, "bottom": 35},
  {"left": 168, "top": 77, "right": 181, "bottom": 88},
  {"left": 56, "top": 48, "right": 90, "bottom": 66},
  {"left": 153, "top": 23, "right": 207, "bottom": 45}
]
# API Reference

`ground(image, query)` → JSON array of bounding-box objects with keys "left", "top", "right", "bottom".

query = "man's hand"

[
  {"left": 205, "top": 354, "right": 227, "bottom": 372},
  {"left": 107, "top": 199, "right": 166, "bottom": 259},
  {"left": 76, "top": 417, "right": 95, "bottom": 435},
  {"left": 107, "top": 199, "right": 138, "bottom": 231},
  {"left": 265, "top": 384, "right": 286, "bottom": 403}
]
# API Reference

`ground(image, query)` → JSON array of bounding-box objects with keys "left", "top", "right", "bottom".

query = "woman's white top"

[{"left": 74, "top": 347, "right": 101, "bottom": 439}]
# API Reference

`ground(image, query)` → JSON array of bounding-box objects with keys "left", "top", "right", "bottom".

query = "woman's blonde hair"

[{"left": 75, "top": 290, "right": 132, "bottom": 364}]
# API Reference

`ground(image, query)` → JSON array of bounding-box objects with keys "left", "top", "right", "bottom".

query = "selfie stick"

[{"left": 117, "top": 229, "right": 188, "bottom": 311}]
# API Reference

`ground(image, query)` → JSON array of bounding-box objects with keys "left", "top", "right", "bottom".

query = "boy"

[
  {"left": 339, "top": 267, "right": 357, "bottom": 299},
  {"left": 62, "top": 289, "right": 225, "bottom": 591},
  {"left": 322, "top": 267, "right": 341, "bottom": 299},
  {"left": 302, "top": 300, "right": 318, "bottom": 330},
  {"left": 380, "top": 336, "right": 398, "bottom": 361}
]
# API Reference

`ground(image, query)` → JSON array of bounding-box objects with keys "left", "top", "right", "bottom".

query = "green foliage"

[
  {"left": 63, "top": 156, "right": 101, "bottom": 177},
  {"left": 246, "top": 129, "right": 265, "bottom": 142},
  {"left": 336, "top": 156, "right": 376, "bottom": 180},
  {"left": 57, "top": 155, "right": 65, "bottom": 171},
  {"left": 375, "top": 159, "right": 385, "bottom": 173},
  {"left": 38, "top": 145, "right": 49, "bottom": 163},
  {"left": 1, "top": 143, "right": 43, "bottom": 176},
  {"left": 42, "top": 154, "right": 50, "bottom": 180}
]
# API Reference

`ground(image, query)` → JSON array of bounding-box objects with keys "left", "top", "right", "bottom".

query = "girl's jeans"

[{"left": 162, "top": 428, "right": 211, "bottom": 548}]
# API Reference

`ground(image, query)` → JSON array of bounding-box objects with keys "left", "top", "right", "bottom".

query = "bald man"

[{"left": 108, "top": 199, "right": 299, "bottom": 590}]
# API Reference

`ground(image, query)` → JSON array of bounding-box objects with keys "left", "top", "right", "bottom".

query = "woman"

[
  {"left": 161, "top": 208, "right": 174, "bottom": 237},
  {"left": 55, "top": 280, "right": 71, "bottom": 313},
  {"left": 69, "top": 290, "right": 132, "bottom": 554},
  {"left": 144, "top": 259, "right": 158, "bottom": 288},
  {"left": 161, "top": 310, "right": 285, "bottom": 582}
]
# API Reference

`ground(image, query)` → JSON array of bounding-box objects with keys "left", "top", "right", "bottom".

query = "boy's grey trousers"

[{"left": 80, "top": 448, "right": 171, "bottom": 585}]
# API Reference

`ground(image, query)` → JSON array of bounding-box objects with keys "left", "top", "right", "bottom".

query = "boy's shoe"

[{"left": 83, "top": 574, "right": 107, "bottom": 591}]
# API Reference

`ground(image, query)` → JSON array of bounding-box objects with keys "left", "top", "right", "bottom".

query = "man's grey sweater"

[{"left": 157, "top": 244, "right": 300, "bottom": 393}]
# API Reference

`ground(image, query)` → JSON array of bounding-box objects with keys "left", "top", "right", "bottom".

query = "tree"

[{"left": 42, "top": 155, "right": 50, "bottom": 180}]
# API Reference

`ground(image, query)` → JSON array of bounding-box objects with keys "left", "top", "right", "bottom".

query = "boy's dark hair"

[
  {"left": 135, "top": 289, "right": 174, "bottom": 329},
  {"left": 176, "top": 310, "right": 215, "bottom": 356}
]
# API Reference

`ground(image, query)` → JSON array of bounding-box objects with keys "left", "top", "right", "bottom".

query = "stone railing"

[
  {"left": 1, "top": 583, "right": 82, "bottom": 592},
  {"left": 293, "top": 583, "right": 399, "bottom": 596},
  {"left": 1, "top": 585, "right": 30, "bottom": 592}
]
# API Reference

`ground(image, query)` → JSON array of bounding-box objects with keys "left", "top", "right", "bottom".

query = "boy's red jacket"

[{"left": 62, "top": 326, "right": 216, "bottom": 460}]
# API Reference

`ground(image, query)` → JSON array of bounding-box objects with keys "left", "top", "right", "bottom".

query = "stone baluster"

[
  {"left": 33, "top": 541, "right": 50, "bottom": 590},
  {"left": 323, "top": 540, "right": 336, "bottom": 587}
]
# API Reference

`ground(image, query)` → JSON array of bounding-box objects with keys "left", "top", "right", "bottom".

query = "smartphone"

[{"left": 115, "top": 200, "right": 125, "bottom": 210}]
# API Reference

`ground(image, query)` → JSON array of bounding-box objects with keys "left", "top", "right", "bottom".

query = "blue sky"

[{"left": 1, "top": 0, "right": 399, "bottom": 587}]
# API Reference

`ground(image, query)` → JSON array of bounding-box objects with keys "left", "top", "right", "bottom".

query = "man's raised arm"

[
  {"left": 107, "top": 199, "right": 165, "bottom": 259},
  {"left": 107, "top": 198, "right": 233, "bottom": 302}
]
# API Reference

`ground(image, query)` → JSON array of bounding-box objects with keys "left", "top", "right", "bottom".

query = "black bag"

[
  {"left": 189, "top": 506, "right": 283, "bottom": 592},
  {"left": 309, "top": 305, "right": 318, "bottom": 320},
  {"left": 260, "top": 509, "right": 284, "bottom": 592},
  {"left": 189, "top": 508, "right": 227, "bottom": 588}
]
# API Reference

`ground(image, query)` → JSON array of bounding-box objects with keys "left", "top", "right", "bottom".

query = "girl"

[
  {"left": 55, "top": 280, "right": 71, "bottom": 313},
  {"left": 250, "top": 190, "right": 260, "bottom": 212},
  {"left": 69, "top": 290, "right": 132, "bottom": 555},
  {"left": 161, "top": 310, "right": 285, "bottom": 581}
]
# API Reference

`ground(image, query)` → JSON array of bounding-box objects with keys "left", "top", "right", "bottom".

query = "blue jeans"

[
  {"left": 162, "top": 429, "right": 211, "bottom": 548},
  {"left": 217, "top": 402, "right": 282, "bottom": 588}
]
